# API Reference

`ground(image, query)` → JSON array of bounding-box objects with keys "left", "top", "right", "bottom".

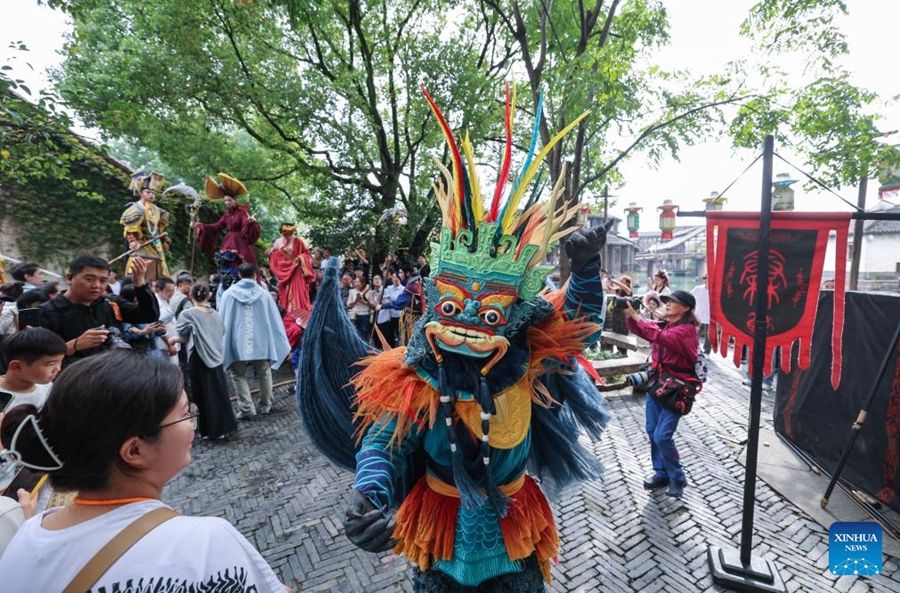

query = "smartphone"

[
  {"left": 0, "top": 391, "right": 13, "bottom": 413},
  {"left": 18, "top": 307, "right": 42, "bottom": 329},
  {"left": 0, "top": 449, "right": 23, "bottom": 493}
]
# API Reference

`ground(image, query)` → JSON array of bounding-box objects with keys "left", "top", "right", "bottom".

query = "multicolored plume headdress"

[
  {"left": 205, "top": 172, "right": 250, "bottom": 210},
  {"left": 423, "top": 85, "right": 589, "bottom": 301}
]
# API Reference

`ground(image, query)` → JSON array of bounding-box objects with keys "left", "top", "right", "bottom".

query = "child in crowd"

[
  {"left": 120, "top": 284, "right": 167, "bottom": 357},
  {"left": 0, "top": 327, "right": 66, "bottom": 411}
]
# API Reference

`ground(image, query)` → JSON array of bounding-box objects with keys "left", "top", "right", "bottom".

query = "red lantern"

[
  {"left": 624, "top": 202, "right": 643, "bottom": 238},
  {"left": 657, "top": 199, "right": 679, "bottom": 241},
  {"left": 576, "top": 205, "right": 592, "bottom": 227}
]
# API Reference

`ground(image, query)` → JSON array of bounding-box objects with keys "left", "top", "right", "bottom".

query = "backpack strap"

[
  {"left": 174, "top": 296, "right": 189, "bottom": 318},
  {"left": 63, "top": 507, "right": 178, "bottom": 593}
]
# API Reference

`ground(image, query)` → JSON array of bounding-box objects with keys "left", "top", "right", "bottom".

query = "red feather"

[
  {"left": 490, "top": 83, "right": 513, "bottom": 223},
  {"left": 421, "top": 86, "right": 465, "bottom": 229}
]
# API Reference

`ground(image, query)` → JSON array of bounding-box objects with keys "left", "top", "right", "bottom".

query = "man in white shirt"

[
  {"left": 691, "top": 273, "right": 711, "bottom": 354},
  {"left": 108, "top": 270, "right": 121, "bottom": 295},
  {"left": 154, "top": 277, "right": 179, "bottom": 363}
]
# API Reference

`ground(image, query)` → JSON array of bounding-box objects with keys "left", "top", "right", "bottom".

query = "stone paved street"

[{"left": 164, "top": 356, "right": 900, "bottom": 592}]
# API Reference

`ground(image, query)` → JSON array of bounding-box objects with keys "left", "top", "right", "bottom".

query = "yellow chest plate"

[{"left": 456, "top": 379, "right": 532, "bottom": 449}]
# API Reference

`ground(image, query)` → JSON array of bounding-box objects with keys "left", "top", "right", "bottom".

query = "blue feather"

[
  {"left": 506, "top": 93, "right": 545, "bottom": 219},
  {"left": 296, "top": 266, "right": 376, "bottom": 470}
]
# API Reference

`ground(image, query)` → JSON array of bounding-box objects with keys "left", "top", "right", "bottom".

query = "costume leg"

[
  {"left": 230, "top": 361, "right": 256, "bottom": 415},
  {"left": 255, "top": 359, "right": 273, "bottom": 410},
  {"left": 480, "top": 555, "right": 546, "bottom": 593},
  {"left": 143, "top": 258, "right": 163, "bottom": 281},
  {"left": 645, "top": 394, "right": 666, "bottom": 478},
  {"left": 411, "top": 556, "right": 546, "bottom": 593},
  {"left": 411, "top": 568, "right": 476, "bottom": 593},
  {"left": 651, "top": 404, "right": 685, "bottom": 484}
]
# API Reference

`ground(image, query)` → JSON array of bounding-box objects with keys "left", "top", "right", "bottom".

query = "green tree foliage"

[
  {"left": 51, "top": 0, "right": 513, "bottom": 258},
  {"left": 0, "top": 42, "right": 89, "bottom": 188},
  {"left": 47, "top": 0, "right": 895, "bottom": 273},
  {"left": 731, "top": 0, "right": 900, "bottom": 188}
]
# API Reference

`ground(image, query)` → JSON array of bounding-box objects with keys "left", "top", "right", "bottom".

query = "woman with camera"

[
  {"left": 0, "top": 351, "right": 291, "bottom": 592},
  {"left": 624, "top": 290, "right": 699, "bottom": 498}
]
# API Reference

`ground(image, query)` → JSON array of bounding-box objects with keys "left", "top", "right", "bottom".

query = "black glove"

[
  {"left": 564, "top": 219, "right": 613, "bottom": 274},
  {"left": 344, "top": 489, "right": 397, "bottom": 553}
]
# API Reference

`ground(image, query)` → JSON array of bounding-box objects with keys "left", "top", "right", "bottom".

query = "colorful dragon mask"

[{"left": 420, "top": 85, "right": 588, "bottom": 374}]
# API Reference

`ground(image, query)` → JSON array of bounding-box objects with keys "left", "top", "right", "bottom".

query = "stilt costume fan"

[{"left": 297, "top": 85, "right": 613, "bottom": 591}]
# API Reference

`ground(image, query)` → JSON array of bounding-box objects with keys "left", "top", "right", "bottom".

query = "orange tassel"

[
  {"left": 392, "top": 477, "right": 461, "bottom": 569},
  {"left": 498, "top": 476, "right": 559, "bottom": 583},
  {"left": 351, "top": 348, "right": 437, "bottom": 449},
  {"left": 392, "top": 476, "right": 558, "bottom": 584}
]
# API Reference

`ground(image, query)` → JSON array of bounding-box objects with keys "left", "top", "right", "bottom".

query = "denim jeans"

[{"left": 645, "top": 394, "right": 686, "bottom": 484}]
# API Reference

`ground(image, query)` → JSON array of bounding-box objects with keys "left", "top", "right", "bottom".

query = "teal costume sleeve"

[
  {"left": 354, "top": 416, "right": 425, "bottom": 511},
  {"left": 563, "top": 259, "right": 605, "bottom": 345}
]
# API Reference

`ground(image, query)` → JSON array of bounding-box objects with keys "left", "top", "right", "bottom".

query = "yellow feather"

[
  {"left": 433, "top": 159, "right": 456, "bottom": 232},
  {"left": 503, "top": 110, "right": 591, "bottom": 234},
  {"left": 462, "top": 133, "right": 483, "bottom": 223}
]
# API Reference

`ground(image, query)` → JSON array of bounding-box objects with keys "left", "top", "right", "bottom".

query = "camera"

[
  {"left": 106, "top": 327, "right": 132, "bottom": 350},
  {"left": 625, "top": 370, "right": 652, "bottom": 387},
  {"left": 613, "top": 296, "right": 643, "bottom": 310}
]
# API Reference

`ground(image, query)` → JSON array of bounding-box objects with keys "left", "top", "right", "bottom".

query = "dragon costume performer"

[{"left": 298, "top": 86, "right": 612, "bottom": 591}]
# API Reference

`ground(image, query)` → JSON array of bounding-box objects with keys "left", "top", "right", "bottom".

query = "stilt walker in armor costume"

[
  {"left": 297, "top": 86, "right": 614, "bottom": 592},
  {"left": 120, "top": 172, "right": 170, "bottom": 280},
  {"left": 194, "top": 173, "right": 261, "bottom": 289}
]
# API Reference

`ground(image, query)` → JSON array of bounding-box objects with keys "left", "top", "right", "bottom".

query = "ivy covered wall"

[{"left": 0, "top": 153, "right": 224, "bottom": 277}]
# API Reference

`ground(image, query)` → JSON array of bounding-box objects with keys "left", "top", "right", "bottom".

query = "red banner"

[{"left": 706, "top": 212, "right": 851, "bottom": 389}]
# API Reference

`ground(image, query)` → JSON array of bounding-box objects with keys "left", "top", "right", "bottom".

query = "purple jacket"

[{"left": 626, "top": 316, "right": 699, "bottom": 379}]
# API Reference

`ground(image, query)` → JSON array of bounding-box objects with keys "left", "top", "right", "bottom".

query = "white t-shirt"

[
  {"left": 691, "top": 284, "right": 710, "bottom": 324},
  {"left": 1, "top": 382, "right": 51, "bottom": 411},
  {"left": 0, "top": 496, "right": 24, "bottom": 557},
  {"left": 0, "top": 500, "right": 284, "bottom": 592}
]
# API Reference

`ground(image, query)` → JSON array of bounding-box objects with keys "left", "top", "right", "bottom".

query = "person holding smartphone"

[{"left": 39, "top": 255, "right": 159, "bottom": 366}]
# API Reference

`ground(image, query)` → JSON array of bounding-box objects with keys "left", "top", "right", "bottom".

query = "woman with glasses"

[
  {"left": 169, "top": 283, "right": 237, "bottom": 441},
  {"left": 0, "top": 351, "right": 292, "bottom": 592}
]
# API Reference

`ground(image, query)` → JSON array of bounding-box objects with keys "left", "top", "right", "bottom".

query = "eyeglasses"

[{"left": 159, "top": 403, "right": 200, "bottom": 431}]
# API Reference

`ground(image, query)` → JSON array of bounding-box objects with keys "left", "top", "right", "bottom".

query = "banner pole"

[
  {"left": 822, "top": 320, "right": 900, "bottom": 507},
  {"left": 708, "top": 135, "right": 786, "bottom": 592},
  {"left": 740, "top": 134, "right": 775, "bottom": 562}
]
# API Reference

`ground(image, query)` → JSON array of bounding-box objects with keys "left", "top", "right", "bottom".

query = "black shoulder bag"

[{"left": 649, "top": 341, "right": 700, "bottom": 416}]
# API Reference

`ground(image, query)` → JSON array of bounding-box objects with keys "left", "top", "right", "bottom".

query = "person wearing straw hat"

[{"left": 194, "top": 173, "right": 262, "bottom": 290}]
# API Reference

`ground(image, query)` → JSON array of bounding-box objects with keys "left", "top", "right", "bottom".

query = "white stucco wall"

[{"left": 824, "top": 232, "right": 900, "bottom": 275}]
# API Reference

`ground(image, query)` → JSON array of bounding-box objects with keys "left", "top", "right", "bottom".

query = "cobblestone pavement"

[{"left": 164, "top": 357, "right": 900, "bottom": 592}]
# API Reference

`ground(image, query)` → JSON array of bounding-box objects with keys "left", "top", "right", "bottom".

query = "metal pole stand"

[
  {"left": 707, "top": 135, "right": 786, "bottom": 593},
  {"left": 708, "top": 545, "right": 786, "bottom": 592}
]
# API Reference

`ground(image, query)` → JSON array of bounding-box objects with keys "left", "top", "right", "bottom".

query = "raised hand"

[
  {"left": 564, "top": 219, "right": 613, "bottom": 274},
  {"left": 344, "top": 489, "right": 397, "bottom": 553},
  {"left": 130, "top": 257, "right": 148, "bottom": 286}
]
